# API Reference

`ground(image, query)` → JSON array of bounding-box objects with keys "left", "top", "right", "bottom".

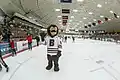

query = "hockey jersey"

[{"left": 44, "top": 36, "right": 62, "bottom": 55}]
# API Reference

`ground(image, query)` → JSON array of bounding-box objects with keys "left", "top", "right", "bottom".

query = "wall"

[{"left": 1, "top": 39, "right": 37, "bottom": 56}]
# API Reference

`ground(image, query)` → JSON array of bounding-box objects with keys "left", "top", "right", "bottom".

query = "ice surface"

[{"left": 1, "top": 39, "right": 120, "bottom": 80}]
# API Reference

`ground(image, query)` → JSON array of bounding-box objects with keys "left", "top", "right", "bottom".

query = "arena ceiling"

[{"left": 0, "top": 0, "right": 120, "bottom": 32}]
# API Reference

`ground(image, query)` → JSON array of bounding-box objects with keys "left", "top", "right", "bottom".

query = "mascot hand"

[
  {"left": 57, "top": 50, "right": 62, "bottom": 57},
  {"left": 58, "top": 45, "right": 62, "bottom": 49}
]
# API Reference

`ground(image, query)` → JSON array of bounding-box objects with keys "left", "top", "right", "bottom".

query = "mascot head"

[{"left": 47, "top": 24, "right": 59, "bottom": 37}]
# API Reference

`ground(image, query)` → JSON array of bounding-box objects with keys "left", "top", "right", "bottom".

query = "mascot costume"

[{"left": 44, "top": 24, "right": 62, "bottom": 72}]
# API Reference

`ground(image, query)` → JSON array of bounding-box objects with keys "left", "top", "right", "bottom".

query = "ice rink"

[{"left": 1, "top": 39, "right": 120, "bottom": 80}]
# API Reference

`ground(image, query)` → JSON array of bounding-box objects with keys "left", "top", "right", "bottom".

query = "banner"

[
  {"left": 16, "top": 40, "right": 37, "bottom": 51},
  {"left": 1, "top": 40, "right": 37, "bottom": 56},
  {"left": 0, "top": 43, "right": 11, "bottom": 55}
]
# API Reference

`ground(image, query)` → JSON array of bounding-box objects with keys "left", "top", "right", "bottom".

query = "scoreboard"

[{"left": 60, "top": 0, "right": 72, "bottom": 3}]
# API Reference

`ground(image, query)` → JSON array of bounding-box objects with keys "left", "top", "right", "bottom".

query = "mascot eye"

[
  {"left": 55, "top": 27, "right": 57, "bottom": 31},
  {"left": 50, "top": 28, "right": 54, "bottom": 31}
]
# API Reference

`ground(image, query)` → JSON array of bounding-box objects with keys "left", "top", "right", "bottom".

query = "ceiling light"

[
  {"left": 85, "top": 24, "right": 87, "bottom": 26},
  {"left": 110, "top": 11, "right": 114, "bottom": 13},
  {"left": 73, "top": 9, "right": 78, "bottom": 12},
  {"left": 59, "top": 20, "right": 62, "bottom": 21},
  {"left": 77, "top": 0, "right": 84, "bottom": 2},
  {"left": 88, "top": 22, "right": 91, "bottom": 24},
  {"left": 83, "top": 17, "right": 87, "bottom": 19},
  {"left": 89, "top": 12, "right": 93, "bottom": 14},
  {"left": 55, "top": 9, "right": 60, "bottom": 11},
  {"left": 29, "top": 17, "right": 32, "bottom": 18},
  {"left": 10, "top": 24, "right": 13, "bottom": 27},
  {"left": 108, "top": 19, "right": 111, "bottom": 21},
  {"left": 105, "top": 2, "right": 108, "bottom": 4},
  {"left": 97, "top": 4, "right": 102, "bottom": 8},
  {"left": 41, "top": 29, "right": 47, "bottom": 31},
  {"left": 100, "top": 15, "right": 104, "bottom": 18},
  {"left": 58, "top": 16, "right": 61, "bottom": 18},
  {"left": 117, "top": 16, "right": 120, "bottom": 18},
  {"left": 59, "top": 23, "right": 62, "bottom": 24},
  {"left": 75, "top": 29, "right": 79, "bottom": 31},
  {"left": 79, "top": 21, "right": 82, "bottom": 22},
  {"left": 93, "top": 19, "right": 96, "bottom": 21},
  {"left": 96, "top": 23, "right": 98, "bottom": 25},
  {"left": 77, "top": 23, "right": 80, "bottom": 25},
  {"left": 22, "top": 23, "right": 24, "bottom": 25},
  {"left": 71, "top": 16, "right": 74, "bottom": 18}
]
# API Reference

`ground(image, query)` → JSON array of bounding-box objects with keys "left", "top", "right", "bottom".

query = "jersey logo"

[{"left": 49, "top": 39, "right": 54, "bottom": 46}]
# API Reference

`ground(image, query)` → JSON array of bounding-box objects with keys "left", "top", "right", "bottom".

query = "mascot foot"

[
  {"left": 46, "top": 65, "right": 52, "bottom": 70},
  {"left": 54, "top": 66, "right": 59, "bottom": 72}
]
